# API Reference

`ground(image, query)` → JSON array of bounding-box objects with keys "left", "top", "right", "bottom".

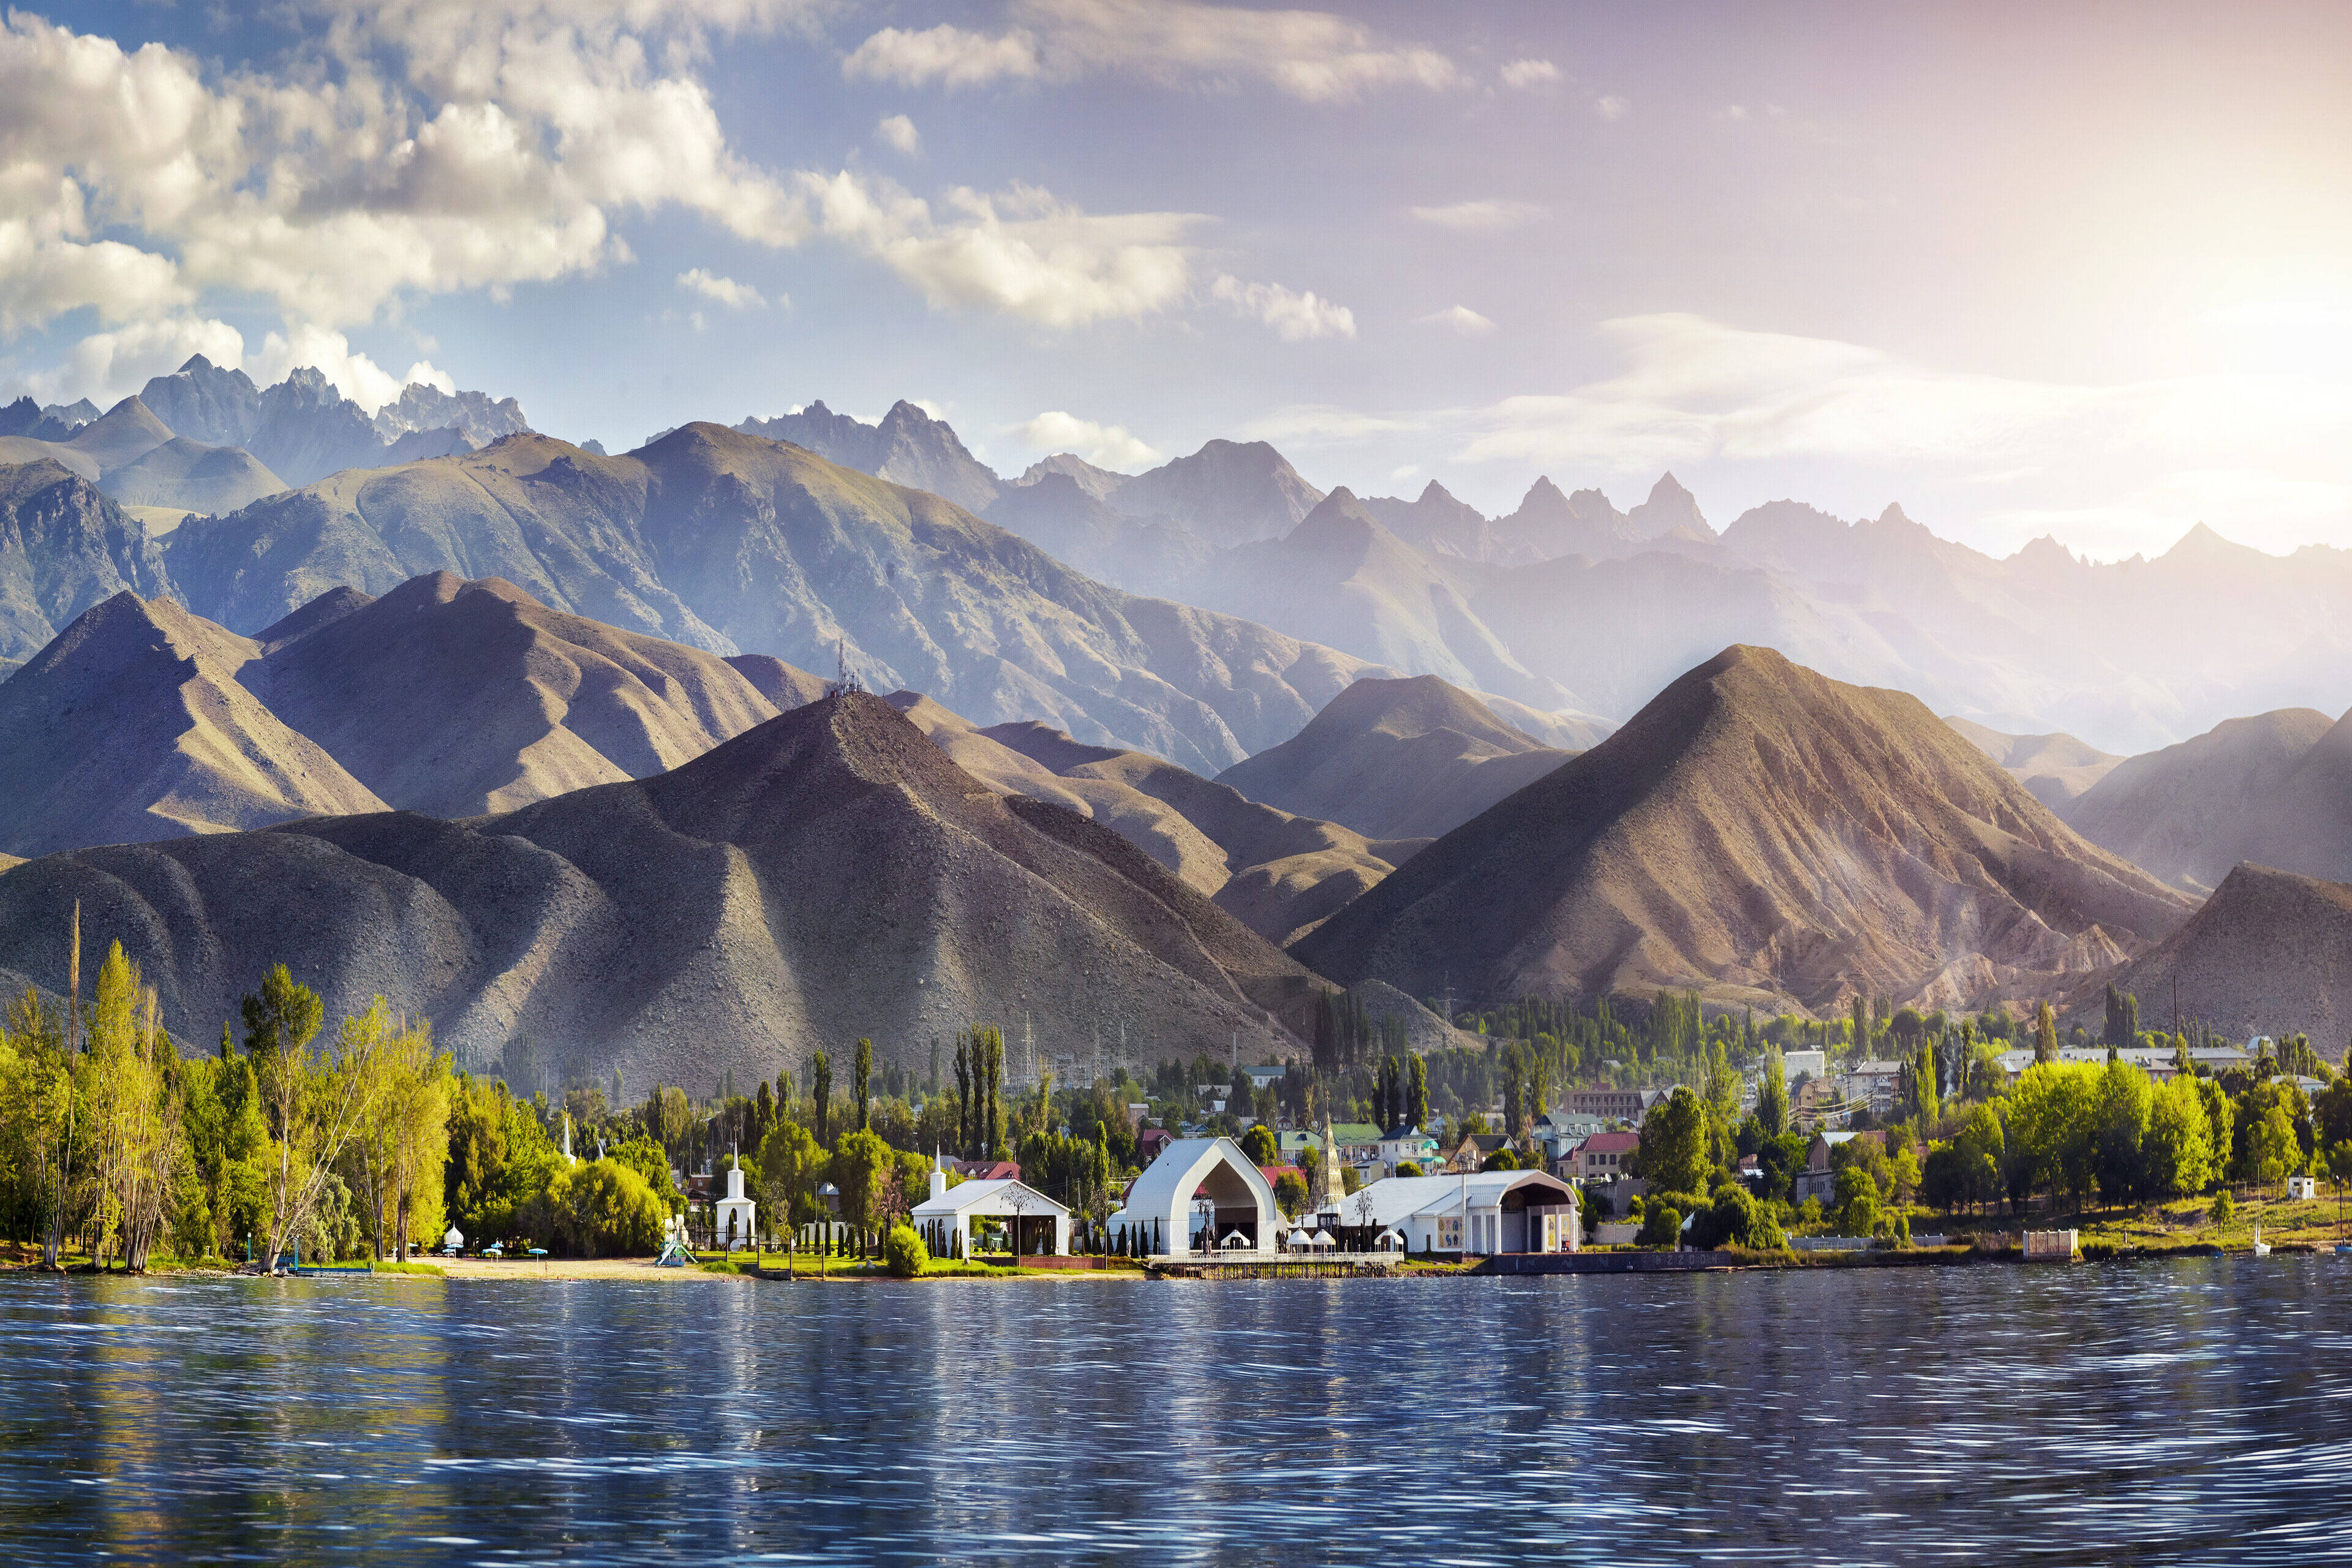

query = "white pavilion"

[
  {"left": 908, "top": 1158, "right": 1071, "bottom": 1259},
  {"left": 713, "top": 1155, "right": 757, "bottom": 1251},
  {"left": 1109, "top": 1136, "right": 1281, "bottom": 1255}
]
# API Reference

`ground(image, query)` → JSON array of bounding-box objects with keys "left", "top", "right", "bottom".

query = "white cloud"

[
  {"left": 1594, "top": 94, "right": 1630, "bottom": 121},
  {"left": 249, "top": 325, "right": 413, "bottom": 412},
  {"left": 1210, "top": 275, "right": 1355, "bottom": 341},
  {"left": 875, "top": 113, "right": 923, "bottom": 156},
  {"left": 677, "top": 267, "right": 768, "bottom": 308},
  {"left": 1419, "top": 304, "right": 1494, "bottom": 336},
  {"left": 12, "top": 315, "right": 244, "bottom": 407},
  {"left": 846, "top": 26, "right": 1044, "bottom": 89},
  {"left": 1016, "top": 410, "right": 1161, "bottom": 469},
  {"left": 844, "top": 0, "right": 1463, "bottom": 102},
  {"left": 803, "top": 172, "right": 1197, "bottom": 326},
  {"left": 1499, "top": 58, "right": 1559, "bottom": 90},
  {"left": 1408, "top": 200, "right": 1543, "bottom": 233},
  {"left": 0, "top": 7, "right": 1229, "bottom": 399},
  {"left": 402, "top": 360, "right": 458, "bottom": 394}
]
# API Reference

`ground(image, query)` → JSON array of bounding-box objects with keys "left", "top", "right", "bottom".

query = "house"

[
  {"left": 1564, "top": 1088, "right": 1653, "bottom": 1121},
  {"left": 1569, "top": 1130, "right": 1639, "bottom": 1182},
  {"left": 1375, "top": 1123, "right": 1440, "bottom": 1177},
  {"left": 1991, "top": 1045, "right": 2256, "bottom": 1085},
  {"left": 1781, "top": 1049, "right": 1827, "bottom": 1084},
  {"left": 1338, "top": 1170, "right": 1581, "bottom": 1256},
  {"left": 911, "top": 1161, "right": 1071, "bottom": 1259},
  {"left": 1795, "top": 1130, "right": 1880, "bottom": 1205},
  {"left": 1258, "top": 1164, "right": 1310, "bottom": 1211},
  {"left": 1441, "top": 1133, "right": 1513, "bottom": 1173},
  {"left": 1239, "top": 1063, "right": 1287, "bottom": 1090},
  {"left": 1109, "top": 1136, "right": 1283, "bottom": 1254},
  {"left": 1136, "top": 1128, "right": 1174, "bottom": 1166},
  {"left": 1328, "top": 1122, "right": 1382, "bottom": 1170},
  {"left": 952, "top": 1159, "right": 1021, "bottom": 1182},
  {"left": 1278, "top": 1128, "right": 1322, "bottom": 1163},
  {"left": 1844, "top": 1060, "right": 1906, "bottom": 1114}
]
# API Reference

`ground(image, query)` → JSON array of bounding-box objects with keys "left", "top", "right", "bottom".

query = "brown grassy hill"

[
  {"left": 63, "top": 397, "right": 174, "bottom": 473},
  {"left": 1295, "top": 646, "right": 2193, "bottom": 1012},
  {"left": 1943, "top": 716, "right": 2124, "bottom": 809},
  {"left": 723, "top": 655, "right": 828, "bottom": 712},
  {"left": 1217, "top": 674, "right": 1575, "bottom": 841},
  {"left": 164, "top": 426, "right": 1377, "bottom": 774},
  {"left": 2095, "top": 863, "right": 2352, "bottom": 1040},
  {"left": 2236, "top": 709, "right": 2352, "bottom": 888},
  {"left": 0, "top": 592, "right": 383, "bottom": 855},
  {"left": 251, "top": 572, "right": 787, "bottom": 816},
  {"left": 2062, "top": 709, "right": 2335, "bottom": 893},
  {"left": 0, "top": 693, "right": 1319, "bottom": 1091},
  {"left": 884, "top": 693, "right": 1396, "bottom": 946},
  {"left": 100, "top": 437, "right": 286, "bottom": 514}
]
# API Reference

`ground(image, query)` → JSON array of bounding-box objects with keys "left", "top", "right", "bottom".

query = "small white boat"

[{"left": 2251, "top": 1224, "right": 2270, "bottom": 1257}]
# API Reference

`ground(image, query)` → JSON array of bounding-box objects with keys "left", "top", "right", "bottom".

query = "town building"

[
  {"left": 712, "top": 1159, "right": 757, "bottom": 1251},
  {"left": 1568, "top": 1129, "right": 1639, "bottom": 1182},
  {"left": 1374, "top": 1123, "right": 1441, "bottom": 1177},
  {"left": 1338, "top": 1170, "right": 1581, "bottom": 1256},
  {"left": 1111, "top": 1136, "right": 1282, "bottom": 1254},
  {"left": 910, "top": 1159, "right": 1071, "bottom": 1259},
  {"left": 1564, "top": 1088, "right": 1660, "bottom": 1121}
]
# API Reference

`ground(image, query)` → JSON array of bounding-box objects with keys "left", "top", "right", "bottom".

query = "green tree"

[
  {"left": 756, "top": 1120, "right": 825, "bottom": 1229},
  {"left": 246, "top": 970, "right": 383, "bottom": 1271},
  {"left": 1635, "top": 1087, "right": 1710, "bottom": 1196},
  {"left": 1408, "top": 1054, "right": 1430, "bottom": 1129},
  {"left": 831, "top": 1128, "right": 897, "bottom": 1234},
  {"left": 546, "top": 1158, "right": 666, "bottom": 1256},
  {"left": 1239, "top": 1123, "right": 1278, "bottom": 1166},
  {"left": 1833, "top": 1165, "right": 1880, "bottom": 1235},
  {"left": 1636, "top": 1200, "right": 1683, "bottom": 1248},
  {"left": 853, "top": 1038, "right": 872, "bottom": 1130},
  {"left": 2143, "top": 1074, "right": 2215, "bottom": 1200},
  {"left": 811, "top": 1050, "right": 833, "bottom": 1145},
  {"left": 2244, "top": 1101, "right": 2300, "bottom": 1191},
  {"left": 2010, "top": 1060, "right": 2098, "bottom": 1210},
  {"left": 1272, "top": 1172, "right": 1310, "bottom": 1218},
  {"left": 1756, "top": 1049, "right": 1790, "bottom": 1137},
  {"left": 883, "top": 1223, "right": 929, "bottom": 1277},
  {"left": 2089, "top": 1058, "right": 2154, "bottom": 1207},
  {"left": 2034, "top": 1001, "right": 2059, "bottom": 1065}
]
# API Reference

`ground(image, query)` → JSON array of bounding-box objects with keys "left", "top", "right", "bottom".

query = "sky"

[{"left": 4, "top": 1, "right": 2351, "bottom": 561}]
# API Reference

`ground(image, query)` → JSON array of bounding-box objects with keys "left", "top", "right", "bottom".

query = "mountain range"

[
  {"left": 1216, "top": 674, "right": 1576, "bottom": 841},
  {"left": 0, "top": 692, "right": 1340, "bottom": 1088},
  {"left": 764, "top": 399, "right": 2352, "bottom": 755},
  {"left": 1295, "top": 646, "right": 2192, "bottom": 1013}
]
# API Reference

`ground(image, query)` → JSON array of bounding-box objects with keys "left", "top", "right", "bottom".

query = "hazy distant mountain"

[
  {"left": 2236, "top": 709, "right": 2352, "bottom": 888},
  {"left": 135, "top": 356, "right": 262, "bottom": 448},
  {"left": 1297, "top": 646, "right": 2190, "bottom": 1012},
  {"left": 100, "top": 438, "right": 286, "bottom": 516},
  {"left": 1013, "top": 451, "right": 1131, "bottom": 502},
  {"left": 1359, "top": 481, "right": 1501, "bottom": 562},
  {"left": 1176, "top": 488, "right": 1585, "bottom": 714},
  {"left": 0, "top": 592, "right": 383, "bottom": 856},
  {"left": 0, "top": 398, "right": 89, "bottom": 442},
  {"left": 252, "top": 572, "right": 796, "bottom": 816},
  {"left": 2058, "top": 709, "right": 2333, "bottom": 892},
  {"left": 735, "top": 399, "right": 1000, "bottom": 511},
  {"left": 2097, "top": 862, "right": 2352, "bottom": 1041},
  {"left": 137, "top": 355, "right": 525, "bottom": 486},
  {"left": 63, "top": 397, "right": 175, "bottom": 472},
  {"left": 0, "top": 694, "right": 1325, "bottom": 1085},
  {"left": 982, "top": 471, "right": 1215, "bottom": 587},
  {"left": 0, "top": 460, "right": 174, "bottom": 661},
  {"left": 888, "top": 692, "right": 1399, "bottom": 946},
  {"left": 1106, "top": 439, "right": 1324, "bottom": 546},
  {"left": 1943, "top": 717, "right": 2124, "bottom": 809},
  {"left": 1217, "top": 675, "right": 1576, "bottom": 842},
  {"left": 372, "top": 383, "right": 530, "bottom": 448},
  {"left": 162, "top": 426, "right": 1383, "bottom": 774}
]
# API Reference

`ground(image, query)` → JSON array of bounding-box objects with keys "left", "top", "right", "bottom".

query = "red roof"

[
  {"left": 1257, "top": 1164, "right": 1306, "bottom": 1185},
  {"left": 953, "top": 1159, "right": 1021, "bottom": 1182},
  {"left": 1581, "top": 1131, "right": 1641, "bottom": 1155}
]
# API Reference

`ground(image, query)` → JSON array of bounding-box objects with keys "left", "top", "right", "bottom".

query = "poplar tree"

[
  {"left": 812, "top": 1050, "right": 832, "bottom": 1145},
  {"left": 2034, "top": 1002, "right": 2059, "bottom": 1065},
  {"left": 853, "top": 1038, "right": 872, "bottom": 1130}
]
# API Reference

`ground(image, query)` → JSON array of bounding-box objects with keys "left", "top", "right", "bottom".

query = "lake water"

[{"left": 3, "top": 1259, "right": 2350, "bottom": 1564}]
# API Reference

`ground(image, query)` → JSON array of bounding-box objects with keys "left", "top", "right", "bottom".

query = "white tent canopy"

[{"left": 1118, "top": 1137, "right": 1281, "bottom": 1256}]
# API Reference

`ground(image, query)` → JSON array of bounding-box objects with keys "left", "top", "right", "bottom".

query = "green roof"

[{"left": 1328, "top": 1123, "right": 1381, "bottom": 1142}]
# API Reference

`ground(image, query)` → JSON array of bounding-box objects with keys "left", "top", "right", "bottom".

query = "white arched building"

[{"left": 1113, "top": 1137, "right": 1281, "bottom": 1255}]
